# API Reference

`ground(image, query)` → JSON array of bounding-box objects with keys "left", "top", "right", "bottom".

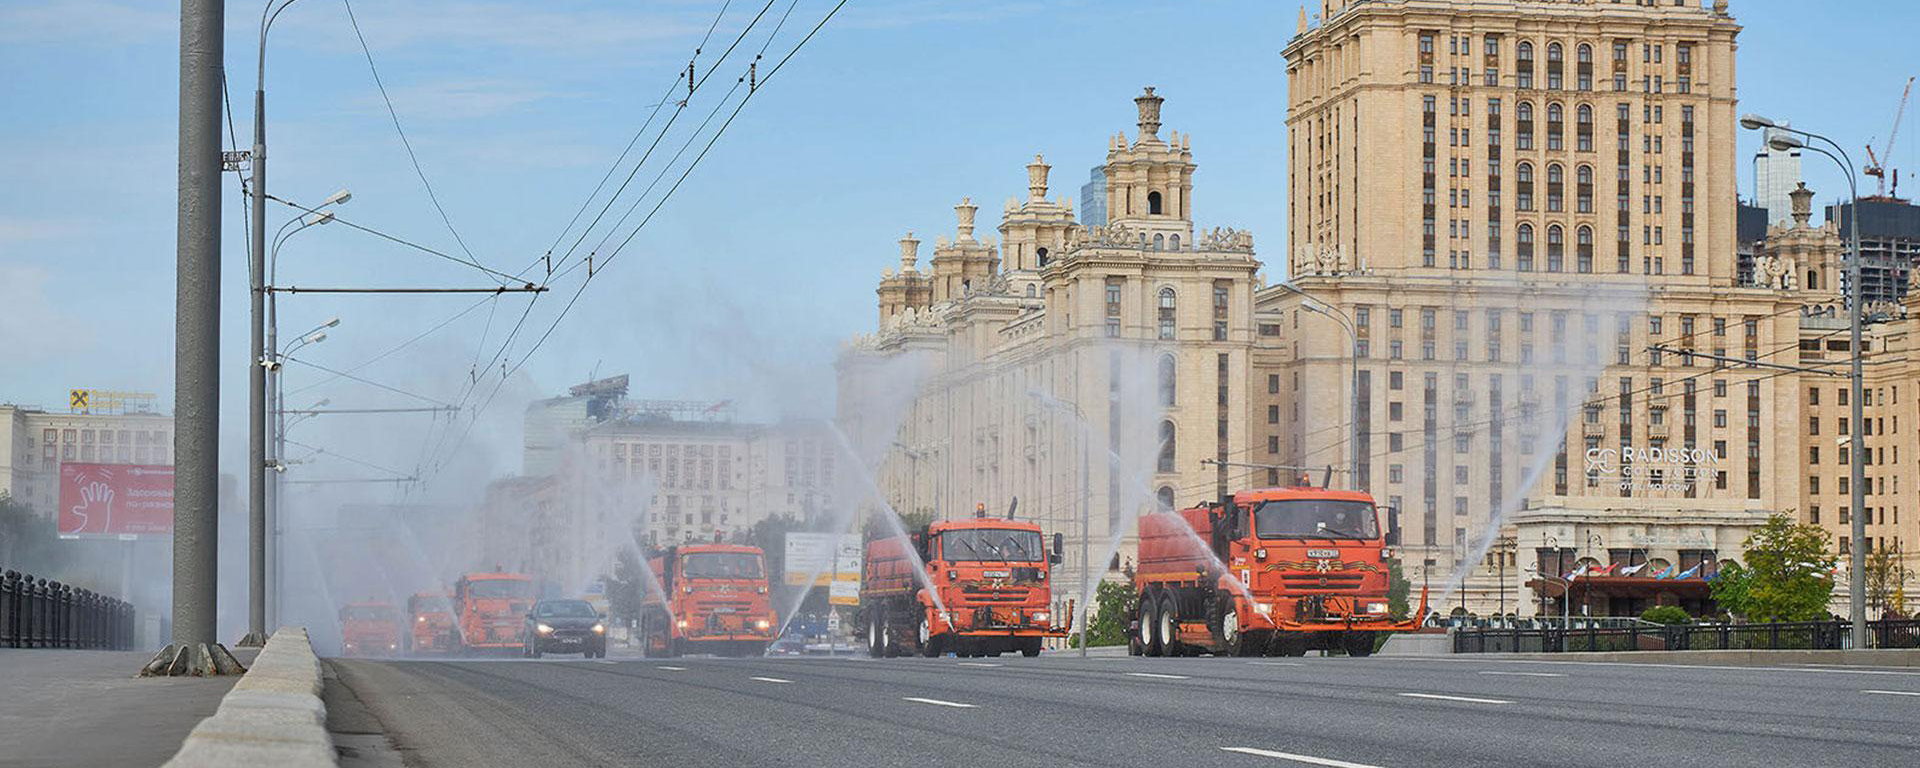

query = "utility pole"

[
  {"left": 242, "top": 21, "right": 269, "bottom": 646},
  {"left": 146, "top": 0, "right": 242, "bottom": 676}
]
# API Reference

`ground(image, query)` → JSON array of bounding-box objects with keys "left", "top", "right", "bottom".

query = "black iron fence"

[
  {"left": 1454, "top": 619, "right": 1920, "bottom": 654},
  {"left": 0, "top": 569, "right": 135, "bottom": 650}
]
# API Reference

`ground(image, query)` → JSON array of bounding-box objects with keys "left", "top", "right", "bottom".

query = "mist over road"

[{"left": 327, "top": 653, "right": 1919, "bottom": 767}]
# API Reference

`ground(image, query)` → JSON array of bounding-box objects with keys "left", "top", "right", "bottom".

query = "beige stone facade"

[
  {"left": 847, "top": 89, "right": 1261, "bottom": 603},
  {"left": 1273, "top": 0, "right": 1824, "bottom": 616}
]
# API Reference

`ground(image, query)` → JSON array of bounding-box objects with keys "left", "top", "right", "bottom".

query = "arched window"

[
  {"left": 1546, "top": 102, "right": 1564, "bottom": 150},
  {"left": 1546, "top": 42, "right": 1564, "bottom": 89},
  {"left": 1517, "top": 162, "right": 1535, "bottom": 211},
  {"left": 1158, "top": 354, "right": 1177, "bottom": 407},
  {"left": 1157, "top": 287, "right": 1177, "bottom": 340},
  {"left": 1169, "top": 234, "right": 1180, "bottom": 250},
  {"left": 1576, "top": 43, "right": 1594, "bottom": 90},
  {"left": 1577, "top": 225, "right": 1594, "bottom": 273},
  {"left": 1576, "top": 104, "right": 1594, "bottom": 151},
  {"left": 1156, "top": 486, "right": 1175, "bottom": 511},
  {"left": 1036, "top": 246, "right": 1049, "bottom": 266},
  {"left": 1153, "top": 233, "right": 1165, "bottom": 250},
  {"left": 1518, "top": 223, "right": 1535, "bottom": 271},
  {"left": 1808, "top": 271, "right": 1819, "bottom": 290},
  {"left": 1026, "top": 283, "right": 1037, "bottom": 297},
  {"left": 1517, "top": 101, "right": 1535, "bottom": 149},
  {"left": 1547, "top": 163, "right": 1564, "bottom": 211},
  {"left": 1148, "top": 190, "right": 1164, "bottom": 215},
  {"left": 1577, "top": 43, "right": 1592, "bottom": 63},
  {"left": 1547, "top": 224, "right": 1565, "bottom": 272},
  {"left": 1517, "top": 40, "right": 1535, "bottom": 89},
  {"left": 1157, "top": 420, "right": 1176, "bottom": 473}
]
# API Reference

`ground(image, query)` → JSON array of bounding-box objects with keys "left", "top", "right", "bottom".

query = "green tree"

[
  {"left": 0, "top": 494, "right": 60, "bottom": 573},
  {"left": 1639, "top": 605, "right": 1692, "bottom": 625},
  {"left": 1385, "top": 557, "right": 1413, "bottom": 621},
  {"left": 602, "top": 547, "right": 645, "bottom": 624},
  {"left": 1069, "top": 579, "right": 1135, "bottom": 648},
  {"left": 1711, "top": 514, "right": 1835, "bottom": 622}
]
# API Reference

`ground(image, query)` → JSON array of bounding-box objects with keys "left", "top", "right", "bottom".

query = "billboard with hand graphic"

[{"left": 58, "top": 463, "right": 174, "bottom": 538}]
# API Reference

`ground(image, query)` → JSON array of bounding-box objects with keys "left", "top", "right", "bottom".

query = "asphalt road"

[{"left": 328, "top": 651, "right": 1920, "bottom": 768}]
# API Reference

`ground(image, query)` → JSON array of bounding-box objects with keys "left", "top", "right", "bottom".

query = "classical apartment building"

[
  {"left": 1272, "top": 0, "right": 1820, "bottom": 616},
  {"left": 480, "top": 378, "right": 837, "bottom": 582},
  {"left": 846, "top": 88, "right": 1261, "bottom": 592},
  {"left": 1, "top": 402, "right": 174, "bottom": 519}
]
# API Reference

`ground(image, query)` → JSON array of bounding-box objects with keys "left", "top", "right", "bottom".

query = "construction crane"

[{"left": 1864, "top": 75, "right": 1914, "bottom": 198}]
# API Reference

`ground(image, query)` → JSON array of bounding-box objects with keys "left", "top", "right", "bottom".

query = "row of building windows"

[
  {"left": 41, "top": 427, "right": 169, "bottom": 446},
  {"left": 1418, "top": 32, "right": 1694, "bottom": 93}
]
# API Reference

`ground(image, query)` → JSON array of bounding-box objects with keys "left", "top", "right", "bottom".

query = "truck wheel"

[
  {"left": 1138, "top": 593, "right": 1162, "bottom": 657},
  {"left": 1343, "top": 632, "right": 1376, "bottom": 658},
  {"left": 1220, "top": 605, "right": 1243, "bottom": 655},
  {"left": 1020, "top": 638, "right": 1042, "bottom": 657},
  {"left": 1156, "top": 593, "right": 1180, "bottom": 656},
  {"left": 917, "top": 613, "right": 943, "bottom": 658},
  {"left": 866, "top": 610, "right": 883, "bottom": 658},
  {"left": 876, "top": 607, "right": 896, "bottom": 657},
  {"left": 1273, "top": 634, "right": 1308, "bottom": 657}
]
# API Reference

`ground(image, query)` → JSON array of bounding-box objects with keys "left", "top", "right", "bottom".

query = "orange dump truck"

[
  {"left": 859, "top": 506, "right": 1070, "bottom": 658},
  {"left": 637, "top": 544, "right": 776, "bottom": 657},
  {"left": 406, "top": 592, "right": 457, "bottom": 655},
  {"left": 339, "top": 601, "right": 402, "bottom": 657},
  {"left": 1132, "top": 484, "right": 1424, "bottom": 657},
  {"left": 452, "top": 571, "right": 535, "bottom": 653}
]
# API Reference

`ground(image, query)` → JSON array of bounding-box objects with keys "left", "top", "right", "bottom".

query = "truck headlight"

[
  {"left": 388, "top": 643, "right": 398, "bottom": 650},
  {"left": 1366, "top": 602, "right": 1389, "bottom": 614},
  {"left": 676, "top": 619, "right": 689, "bottom": 629},
  {"left": 417, "top": 616, "right": 426, "bottom": 623},
  {"left": 1031, "top": 611, "right": 1049, "bottom": 623},
  {"left": 755, "top": 619, "right": 771, "bottom": 630},
  {"left": 1252, "top": 603, "right": 1273, "bottom": 616},
  {"left": 536, "top": 623, "right": 554, "bottom": 635},
  {"left": 592, "top": 623, "right": 606, "bottom": 634}
]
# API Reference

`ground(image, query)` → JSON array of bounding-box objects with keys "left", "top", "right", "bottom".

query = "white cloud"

[{"left": 0, "top": 0, "right": 171, "bottom": 45}]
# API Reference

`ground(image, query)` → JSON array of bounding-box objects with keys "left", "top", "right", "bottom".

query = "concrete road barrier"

[{"left": 162, "top": 627, "right": 335, "bottom": 767}]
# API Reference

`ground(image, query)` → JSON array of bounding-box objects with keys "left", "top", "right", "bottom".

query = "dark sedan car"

[{"left": 522, "top": 599, "right": 608, "bottom": 658}]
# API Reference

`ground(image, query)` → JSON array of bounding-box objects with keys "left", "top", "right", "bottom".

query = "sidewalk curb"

[
  {"left": 162, "top": 627, "right": 336, "bottom": 767},
  {"left": 1406, "top": 648, "right": 1920, "bottom": 666}
]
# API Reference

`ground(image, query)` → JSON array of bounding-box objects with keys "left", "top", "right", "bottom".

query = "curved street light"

[{"left": 1739, "top": 112, "right": 1867, "bottom": 650}]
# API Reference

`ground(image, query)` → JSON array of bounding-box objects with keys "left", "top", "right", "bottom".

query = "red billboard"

[{"left": 57, "top": 463, "right": 174, "bottom": 538}]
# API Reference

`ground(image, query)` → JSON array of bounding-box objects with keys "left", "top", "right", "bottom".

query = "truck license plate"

[{"left": 983, "top": 571, "right": 1009, "bottom": 578}]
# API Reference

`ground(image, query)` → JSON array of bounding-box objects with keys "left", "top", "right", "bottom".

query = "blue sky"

[{"left": 1, "top": 0, "right": 1916, "bottom": 490}]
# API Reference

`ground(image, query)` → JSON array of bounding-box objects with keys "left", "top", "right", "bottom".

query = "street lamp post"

[
  {"left": 244, "top": 0, "right": 321, "bottom": 647},
  {"left": 1740, "top": 113, "right": 1867, "bottom": 649},
  {"left": 1274, "top": 283, "right": 1360, "bottom": 483}
]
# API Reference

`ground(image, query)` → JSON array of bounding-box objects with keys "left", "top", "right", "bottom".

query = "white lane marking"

[
  {"left": 656, "top": 665, "right": 687, "bottom": 671},
  {"left": 749, "top": 676, "right": 793, "bottom": 684},
  {"left": 1379, "top": 656, "right": 1920, "bottom": 677},
  {"left": 1478, "top": 670, "right": 1565, "bottom": 678},
  {"left": 1249, "top": 661, "right": 1306, "bottom": 667},
  {"left": 956, "top": 662, "right": 1002, "bottom": 668},
  {"left": 1863, "top": 689, "right": 1920, "bottom": 697},
  {"left": 1219, "top": 746, "right": 1384, "bottom": 767},
  {"left": 1398, "top": 692, "right": 1513, "bottom": 705},
  {"left": 1126, "top": 672, "right": 1191, "bottom": 679},
  {"left": 594, "top": 659, "right": 619, "bottom": 665},
  {"left": 902, "top": 696, "right": 978, "bottom": 708}
]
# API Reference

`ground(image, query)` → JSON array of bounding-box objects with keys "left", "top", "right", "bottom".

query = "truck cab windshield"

[
  {"left": 941, "top": 528, "right": 1044, "bottom": 562},
  {"left": 468, "top": 579, "right": 533, "bottom": 600},
  {"left": 1252, "top": 499, "right": 1380, "bottom": 540},
  {"left": 341, "top": 606, "right": 397, "bottom": 622},
  {"left": 682, "top": 552, "right": 764, "bottom": 579}
]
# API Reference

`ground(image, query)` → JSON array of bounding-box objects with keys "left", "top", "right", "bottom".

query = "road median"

[{"left": 162, "top": 627, "right": 336, "bottom": 767}]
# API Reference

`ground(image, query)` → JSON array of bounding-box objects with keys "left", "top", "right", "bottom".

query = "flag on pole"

[
  {"left": 1674, "top": 563, "right": 1702, "bottom": 580},
  {"left": 1620, "top": 562, "right": 1649, "bottom": 576},
  {"left": 1595, "top": 562, "right": 1619, "bottom": 576},
  {"left": 1648, "top": 564, "right": 1674, "bottom": 579},
  {"left": 1567, "top": 563, "right": 1590, "bottom": 580}
]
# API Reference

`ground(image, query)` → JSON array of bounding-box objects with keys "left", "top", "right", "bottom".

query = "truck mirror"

[
  {"left": 1384, "top": 506, "right": 1402, "bottom": 547},
  {"left": 1051, "top": 532, "right": 1064, "bottom": 565}
]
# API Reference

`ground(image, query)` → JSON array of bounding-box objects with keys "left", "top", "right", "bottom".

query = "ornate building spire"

[
  {"left": 1134, "top": 87, "right": 1163, "bottom": 142},
  {"left": 1027, "top": 154, "right": 1050, "bottom": 201},
  {"left": 1789, "top": 182, "right": 1813, "bottom": 228},
  {"left": 899, "top": 231, "right": 920, "bottom": 273},
  {"left": 955, "top": 197, "right": 978, "bottom": 242}
]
